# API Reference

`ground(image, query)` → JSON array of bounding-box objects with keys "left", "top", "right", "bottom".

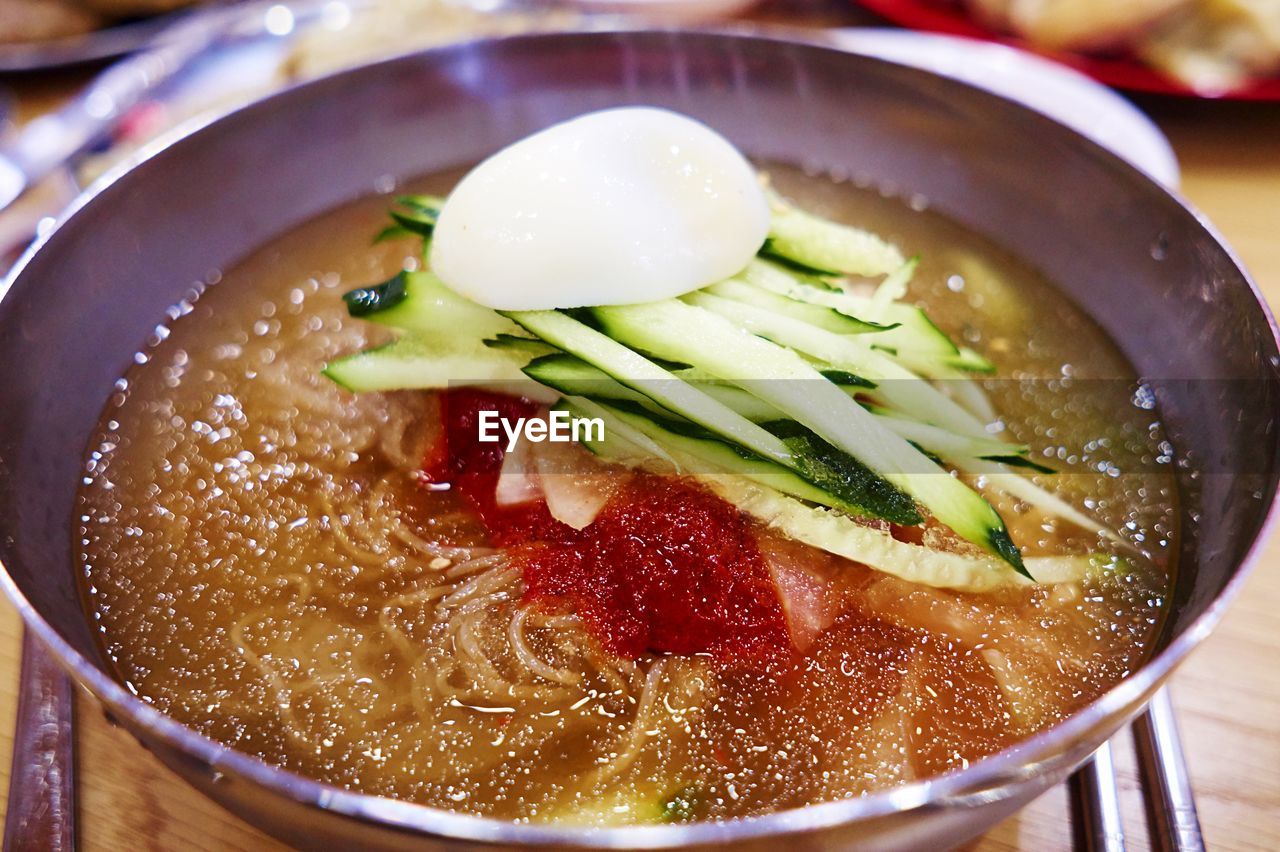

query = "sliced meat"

[
  {"left": 758, "top": 533, "right": 862, "bottom": 652},
  {"left": 530, "top": 438, "right": 626, "bottom": 531},
  {"left": 494, "top": 435, "right": 542, "bottom": 506}
]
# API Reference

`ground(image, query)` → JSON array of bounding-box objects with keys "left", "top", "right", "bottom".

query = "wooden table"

[{"left": 0, "top": 15, "right": 1278, "bottom": 852}]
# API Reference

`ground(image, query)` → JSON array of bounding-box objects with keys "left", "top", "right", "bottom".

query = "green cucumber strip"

[
  {"left": 942, "top": 370, "right": 998, "bottom": 422},
  {"left": 865, "top": 257, "right": 919, "bottom": 322},
  {"left": 395, "top": 194, "right": 445, "bottom": 214},
  {"left": 373, "top": 224, "right": 415, "bottom": 244},
  {"left": 482, "top": 334, "right": 559, "bottom": 360},
  {"left": 766, "top": 202, "right": 905, "bottom": 278},
  {"left": 586, "top": 399, "right": 868, "bottom": 514},
  {"left": 756, "top": 246, "right": 845, "bottom": 281},
  {"left": 387, "top": 194, "right": 443, "bottom": 238},
  {"left": 983, "top": 455, "right": 1056, "bottom": 475},
  {"left": 500, "top": 310, "right": 798, "bottom": 469},
  {"left": 861, "top": 406, "right": 1027, "bottom": 461},
  {"left": 890, "top": 345, "right": 998, "bottom": 378},
  {"left": 760, "top": 420, "right": 922, "bottom": 525},
  {"left": 681, "top": 368, "right": 864, "bottom": 424},
  {"left": 742, "top": 259, "right": 959, "bottom": 357},
  {"left": 685, "top": 291, "right": 992, "bottom": 439},
  {"left": 343, "top": 271, "right": 410, "bottom": 316},
  {"left": 342, "top": 270, "right": 516, "bottom": 340},
  {"left": 323, "top": 334, "right": 533, "bottom": 393},
  {"left": 663, "top": 365, "right": 793, "bottom": 420},
  {"left": 819, "top": 369, "right": 876, "bottom": 389},
  {"left": 684, "top": 381, "right": 784, "bottom": 423},
  {"left": 591, "top": 299, "right": 1025, "bottom": 574},
  {"left": 707, "top": 279, "right": 895, "bottom": 336},
  {"left": 954, "top": 458, "right": 1128, "bottom": 549},
  {"left": 530, "top": 353, "right": 912, "bottom": 520},
  {"left": 558, "top": 397, "right": 676, "bottom": 466},
  {"left": 674, "top": 363, "right": 873, "bottom": 393},
  {"left": 523, "top": 353, "right": 674, "bottom": 420},
  {"left": 703, "top": 476, "right": 1101, "bottom": 592},
  {"left": 739, "top": 255, "right": 838, "bottom": 294},
  {"left": 889, "top": 361, "right": 998, "bottom": 423},
  {"left": 950, "top": 346, "right": 997, "bottom": 373}
]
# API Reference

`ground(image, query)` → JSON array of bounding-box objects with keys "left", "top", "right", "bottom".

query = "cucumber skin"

[
  {"left": 706, "top": 279, "right": 893, "bottom": 336},
  {"left": 522, "top": 349, "right": 918, "bottom": 523},
  {"left": 741, "top": 259, "right": 960, "bottom": 358},
  {"left": 501, "top": 309, "right": 799, "bottom": 469},
  {"left": 342, "top": 271, "right": 516, "bottom": 340},
  {"left": 766, "top": 205, "right": 906, "bottom": 278},
  {"left": 323, "top": 335, "right": 532, "bottom": 393},
  {"left": 585, "top": 398, "right": 867, "bottom": 514},
  {"left": 343, "top": 271, "right": 411, "bottom": 317},
  {"left": 591, "top": 299, "right": 1027, "bottom": 576}
]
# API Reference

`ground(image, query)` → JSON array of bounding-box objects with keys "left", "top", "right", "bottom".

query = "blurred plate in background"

[
  {"left": 833, "top": 28, "right": 1180, "bottom": 188},
  {"left": 854, "top": 0, "right": 1280, "bottom": 101}
]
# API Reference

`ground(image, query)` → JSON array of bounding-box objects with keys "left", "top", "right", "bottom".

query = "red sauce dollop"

[{"left": 422, "top": 389, "right": 792, "bottom": 666}]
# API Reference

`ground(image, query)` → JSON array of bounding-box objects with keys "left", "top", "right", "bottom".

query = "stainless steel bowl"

[{"left": 0, "top": 29, "right": 1276, "bottom": 851}]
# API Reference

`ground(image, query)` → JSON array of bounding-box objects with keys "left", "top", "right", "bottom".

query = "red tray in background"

[{"left": 854, "top": 0, "right": 1280, "bottom": 101}]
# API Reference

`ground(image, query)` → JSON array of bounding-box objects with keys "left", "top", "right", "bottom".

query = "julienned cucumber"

[
  {"left": 868, "top": 411, "right": 1026, "bottom": 462},
  {"left": 704, "top": 280, "right": 894, "bottom": 336},
  {"left": 579, "top": 397, "right": 872, "bottom": 514},
  {"left": 684, "top": 291, "right": 992, "bottom": 439},
  {"left": 580, "top": 406, "right": 1105, "bottom": 593},
  {"left": 482, "top": 334, "right": 559, "bottom": 360},
  {"left": 323, "top": 334, "right": 532, "bottom": 393},
  {"left": 375, "top": 194, "right": 445, "bottom": 244},
  {"left": 523, "top": 353, "right": 674, "bottom": 418},
  {"left": 701, "top": 476, "right": 1095, "bottom": 592},
  {"left": 864, "top": 257, "right": 918, "bottom": 322},
  {"left": 501, "top": 310, "right": 799, "bottom": 468},
  {"left": 739, "top": 260, "right": 960, "bottom": 359},
  {"left": 892, "top": 344, "right": 997, "bottom": 377},
  {"left": 343, "top": 270, "right": 516, "bottom": 339},
  {"left": 557, "top": 397, "right": 677, "bottom": 466},
  {"left": 766, "top": 202, "right": 905, "bottom": 278},
  {"left": 590, "top": 299, "right": 1026, "bottom": 574},
  {"left": 528, "top": 353, "right": 783, "bottom": 429},
  {"left": 516, "top": 347, "right": 920, "bottom": 523}
]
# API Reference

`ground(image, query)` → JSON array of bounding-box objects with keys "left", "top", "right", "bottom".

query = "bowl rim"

[{"left": 1, "top": 26, "right": 1277, "bottom": 848}]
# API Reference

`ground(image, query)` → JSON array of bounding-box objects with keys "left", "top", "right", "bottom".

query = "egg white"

[{"left": 429, "top": 107, "right": 770, "bottom": 311}]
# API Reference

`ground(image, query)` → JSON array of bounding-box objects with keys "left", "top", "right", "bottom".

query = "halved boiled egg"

[{"left": 429, "top": 107, "right": 770, "bottom": 311}]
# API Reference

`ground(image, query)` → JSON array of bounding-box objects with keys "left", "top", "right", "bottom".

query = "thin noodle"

[
  {"left": 580, "top": 658, "right": 670, "bottom": 791},
  {"left": 393, "top": 524, "right": 497, "bottom": 561},
  {"left": 509, "top": 606, "right": 582, "bottom": 686}
]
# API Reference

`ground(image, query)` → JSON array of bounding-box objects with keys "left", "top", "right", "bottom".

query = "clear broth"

[{"left": 75, "top": 166, "right": 1176, "bottom": 823}]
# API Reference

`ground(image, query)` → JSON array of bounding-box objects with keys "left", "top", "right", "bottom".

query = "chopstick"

[
  {"left": 1070, "top": 740, "right": 1126, "bottom": 852},
  {"left": 1134, "top": 688, "right": 1205, "bottom": 852},
  {"left": 0, "top": 0, "right": 343, "bottom": 214},
  {"left": 1070, "top": 686, "right": 1205, "bottom": 852},
  {"left": 3, "top": 631, "right": 77, "bottom": 852}
]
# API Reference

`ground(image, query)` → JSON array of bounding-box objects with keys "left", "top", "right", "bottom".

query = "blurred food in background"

[
  {"left": 0, "top": 0, "right": 205, "bottom": 45},
  {"left": 1140, "top": 0, "right": 1280, "bottom": 92},
  {"left": 0, "top": 0, "right": 103, "bottom": 44},
  {"left": 81, "top": 0, "right": 201, "bottom": 11},
  {"left": 284, "top": 0, "right": 578, "bottom": 78},
  {"left": 966, "top": 0, "right": 1280, "bottom": 93},
  {"left": 64, "top": 0, "right": 577, "bottom": 185}
]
